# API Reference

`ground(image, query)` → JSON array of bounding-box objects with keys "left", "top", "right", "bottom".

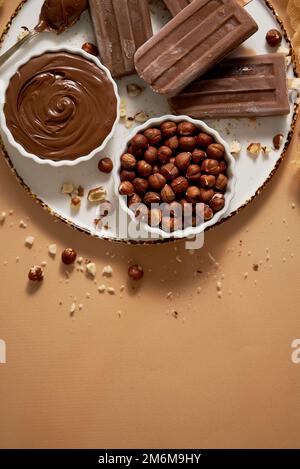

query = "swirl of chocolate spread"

[
  {"left": 36, "top": 0, "right": 87, "bottom": 34},
  {"left": 4, "top": 52, "right": 117, "bottom": 161}
]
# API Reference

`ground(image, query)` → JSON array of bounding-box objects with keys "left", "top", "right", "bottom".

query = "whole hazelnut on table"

[
  {"left": 144, "top": 146, "right": 158, "bottom": 165},
  {"left": 133, "top": 178, "right": 149, "bottom": 194},
  {"left": 196, "top": 132, "right": 213, "bottom": 148},
  {"left": 128, "top": 264, "right": 144, "bottom": 281},
  {"left": 200, "top": 174, "right": 216, "bottom": 188},
  {"left": 148, "top": 173, "right": 166, "bottom": 191},
  {"left": 165, "top": 136, "right": 179, "bottom": 152},
  {"left": 137, "top": 160, "right": 152, "bottom": 178},
  {"left": 120, "top": 170, "right": 136, "bottom": 182},
  {"left": 128, "top": 193, "right": 142, "bottom": 206},
  {"left": 28, "top": 265, "right": 44, "bottom": 282},
  {"left": 157, "top": 145, "right": 172, "bottom": 164},
  {"left": 186, "top": 164, "right": 201, "bottom": 183},
  {"left": 192, "top": 149, "right": 207, "bottom": 164},
  {"left": 171, "top": 176, "right": 189, "bottom": 195},
  {"left": 131, "top": 134, "right": 149, "bottom": 152},
  {"left": 175, "top": 152, "right": 191, "bottom": 171},
  {"left": 160, "top": 163, "right": 179, "bottom": 181},
  {"left": 121, "top": 153, "right": 136, "bottom": 170},
  {"left": 215, "top": 174, "right": 228, "bottom": 191},
  {"left": 207, "top": 143, "right": 225, "bottom": 159},
  {"left": 201, "top": 159, "right": 220, "bottom": 175},
  {"left": 119, "top": 181, "right": 134, "bottom": 196},
  {"left": 98, "top": 157, "right": 113, "bottom": 173},
  {"left": 177, "top": 121, "right": 197, "bottom": 136},
  {"left": 186, "top": 186, "right": 201, "bottom": 203},
  {"left": 148, "top": 208, "right": 162, "bottom": 227},
  {"left": 82, "top": 42, "right": 99, "bottom": 56},
  {"left": 144, "top": 128, "right": 162, "bottom": 145},
  {"left": 160, "top": 121, "right": 177, "bottom": 138},
  {"left": 143, "top": 191, "right": 161, "bottom": 207},
  {"left": 161, "top": 184, "right": 176, "bottom": 203},
  {"left": 266, "top": 29, "right": 282, "bottom": 47},
  {"left": 210, "top": 193, "right": 225, "bottom": 212},
  {"left": 179, "top": 136, "right": 196, "bottom": 152},
  {"left": 61, "top": 248, "right": 77, "bottom": 265},
  {"left": 199, "top": 188, "right": 214, "bottom": 204}
]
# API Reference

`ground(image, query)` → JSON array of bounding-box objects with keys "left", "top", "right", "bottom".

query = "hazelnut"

[
  {"left": 160, "top": 163, "right": 179, "bottom": 181},
  {"left": 273, "top": 133, "right": 284, "bottom": 150},
  {"left": 207, "top": 143, "right": 225, "bottom": 159},
  {"left": 210, "top": 193, "right": 225, "bottom": 212},
  {"left": 161, "top": 216, "right": 181, "bottom": 232},
  {"left": 98, "top": 157, "right": 113, "bottom": 173},
  {"left": 119, "top": 181, "right": 134, "bottom": 196},
  {"left": 61, "top": 248, "right": 77, "bottom": 265},
  {"left": 120, "top": 170, "right": 136, "bottom": 181},
  {"left": 179, "top": 136, "right": 196, "bottom": 152},
  {"left": 128, "top": 193, "right": 142, "bottom": 206},
  {"left": 171, "top": 176, "right": 189, "bottom": 195},
  {"left": 219, "top": 160, "right": 227, "bottom": 174},
  {"left": 133, "top": 178, "right": 149, "bottom": 194},
  {"left": 203, "top": 204, "right": 214, "bottom": 221},
  {"left": 148, "top": 208, "right": 162, "bottom": 227},
  {"left": 161, "top": 184, "right": 175, "bottom": 203},
  {"left": 215, "top": 174, "right": 228, "bottom": 191},
  {"left": 160, "top": 121, "right": 177, "bottom": 138},
  {"left": 165, "top": 136, "right": 179, "bottom": 152},
  {"left": 143, "top": 191, "right": 161, "bottom": 207},
  {"left": 128, "top": 264, "right": 144, "bottom": 280},
  {"left": 148, "top": 173, "right": 166, "bottom": 191},
  {"left": 157, "top": 145, "right": 172, "bottom": 164},
  {"left": 137, "top": 160, "right": 152, "bottom": 177},
  {"left": 121, "top": 153, "right": 136, "bottom": 170},
  {"left": 201, "top": 159, "right": 220, "bottom": 175},
  {"left": 192, "top": 149, "right": 207, "bottom": 164},
  {"left": 144, "top": 146, "right": 158, "bottom": 165},
  {"left": 82, "top": 42, "right": 99, "bottom": 56},
  {"left": 127, "top": 144, "right": 143, "bottom": 158},
  {"left": 186, "top": 186, "right": 201, "bottom": 203},
  {"left": 177, "top": 121, "right": 197, "bottom": 136},
  {"left": 163, "top": 201, "right": 182, "bottom": 218},
  {"left": 186, "top": 164, "right": 201, "bottom": 183},
  {"left": 144, "top": 128, "right": 162, "bottom": 145},
  {"left": 196, "top": 132, "right": 213, "bottom": 148},
  {"left": 28, "top": 265, "right": 44, "bottom": 281},
  {"left": 175, "top": 152, "right": 191, "bottom": 171},
  {"left": 266, "top": 29, "right": 282, "bottom": 47},
  {"left": 199, "top": 188, "right": 214, "bottom": 203},
  {"left": 200, "top": 174, "right": 216, "bottom": 188},
  {"left": 131, "top": 134, "right": 148, "bottom": 151}
]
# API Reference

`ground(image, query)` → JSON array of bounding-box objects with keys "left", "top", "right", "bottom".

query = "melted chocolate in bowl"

[{"left": 4, "top": 51, "right": 117, "bottom": 161}]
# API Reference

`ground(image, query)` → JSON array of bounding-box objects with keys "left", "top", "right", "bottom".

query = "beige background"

[{"left": 0, "top": 0, "right": 300, "bottom": 449}]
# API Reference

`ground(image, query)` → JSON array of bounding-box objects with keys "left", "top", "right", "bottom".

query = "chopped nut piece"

[
  {"left": 102, "top": 265, "right": 113, "bottom": 276},
  {"left": 98, "top": 284, "right": 106, "bottom": 293},
  {"left": 18, "top": 26, "right": 30, "bottom": 41},
  {"left": 25, "top": 236, "right": 35, "bottom": 247},
  {"left": 247, "top": 142, "right": 261, "bottom": 156},
  {"left": 70, "top": 303, "right": 76, "bottom": 316},
  {"left": 48, "top": 244, "right": 57, "bottom": 256},
  {"left": 273, "top": 133, "right": 284, "bottom": 150},
  {"left": 28, "top": 265, "right": 44, "bottom": 281},
  {"left": 0, "top": 211, "right": 6, "bottom": 223},
  {"left": 125, "top": 117, "right": 134, "bottom": 129},
  {"left": 253, "top": 264, "right": 259, "bottom": 271},
  {"left": 88, "top": 187, "right": 106, "bottom": 203},
  {"left": 86, "top": 262, "right": 97, "bottom": 277},
  {"left": 61, "top": 183, "right": 74, "bottom": 194},
  {"left": 71, "top": 196, "right": 81, "bottom": 210},
  {"left": 77, "top": 185, "right": 85, "bottom": 197},
  {"left": 230, "top": 140, "right": 241, "bottom": 155},
  {"left": 262, "top": 145, "right": 272, "bottom": 155},
  {"left": 134, "top": 111, "right": 149, "bottom": 123},
  {"left": 107, "top": 287, "right": 116, "bottom": 295},
  {"left": 41, "top": 261, "right": 47, "bottom": 267},
  {"left": 166, "top": 291, "right": 173, "bottom": 300},
  {"left": 127, "top": 83, "right": 145, "bottom": 96},
  {"left": 19, "top": 220, "right": 27, "bottom": 229},
  {"left": 119, "top": 98, "right": 127, "bottom": 118}
]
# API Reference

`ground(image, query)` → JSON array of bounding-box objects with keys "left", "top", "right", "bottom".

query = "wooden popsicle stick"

[{"left": 238, "top": 0, "right": 253, "bottom": 6}]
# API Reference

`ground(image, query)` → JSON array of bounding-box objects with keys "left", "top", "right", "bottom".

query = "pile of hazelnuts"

[{"left": 118, "top": 120, "right": 229, "bottom": 232}]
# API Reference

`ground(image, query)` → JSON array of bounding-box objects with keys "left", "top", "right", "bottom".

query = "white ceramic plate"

[{"left": 0, "top": 0, "right": 298, "bottom": 243}]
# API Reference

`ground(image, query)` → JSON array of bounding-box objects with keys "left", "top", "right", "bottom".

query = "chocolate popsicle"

[
  {"left": 169, "top": 54, "right": 290, "bottom": 118},
  {"left": 163, "top": 0, "right": 192, "bottom": 16},
  {"left": 135, "top": 0, "right": 258, "bottom": 96},
  {"left": 88, "top": 0, "right": 153, "bottom": 78}
]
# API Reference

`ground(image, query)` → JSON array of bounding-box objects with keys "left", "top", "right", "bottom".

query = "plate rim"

[{"left": 0, "top": 0, "right": 299, "bottom": 245}]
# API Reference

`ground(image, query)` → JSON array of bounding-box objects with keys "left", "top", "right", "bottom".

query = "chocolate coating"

[
  {"left": 4, "top": 52, "right": 117, "bottom": 161},
  {"left": 36, "top": 0, "right": 87, "bottom": 34}
]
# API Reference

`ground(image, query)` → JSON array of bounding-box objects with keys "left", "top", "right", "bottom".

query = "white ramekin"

[
  {"left": 114, "top": 115, "right": 237, "bottom": 239},
  {"left": 0, "top": 46, "right": 120, "bottom": 167}
]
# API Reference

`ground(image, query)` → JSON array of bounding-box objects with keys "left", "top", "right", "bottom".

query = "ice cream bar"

[
  {"left": 134, "top": 0, "right": 258, "bottom": 96},
  {"left": 168, "top": 54, "right": 290, "bottom": 118},
  {"left": 163, "top": 0, "right": 252, "bottom": 16},
  {"left": 88, "top": 0, "right": 153, "bottom": 78}
]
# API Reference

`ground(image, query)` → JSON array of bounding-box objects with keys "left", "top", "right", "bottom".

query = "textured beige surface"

[{"left": 0, "top": 0, "right": 300, "bottom": 449}]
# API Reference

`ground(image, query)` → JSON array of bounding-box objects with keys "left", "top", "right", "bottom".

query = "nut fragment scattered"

[
  {"left": 273, "top": 133, "right": 284, "bottom": 150},
  {"left": 86, "top": 262, "right": 97, "bottom": 277},
  {"left": 28, "top": 265, "right": 44, "bottom": 282},
  {"left": 18, "top": 26, "right": 29, "bottom": 41},
  {"left": 266, "top": 29, "right": 282, "bottom": 47},
  {"left": 247, "top": 142, "right": 261, "bottom": 156},
  {"left": 19, "top": 220, "right": 27, "bottom": 229},
  {"left": 230, "top": 140, "right": 241, "bottom": 155},
  {"left": 48, "top": 244, "right": 57, "bottom": 256},
  {"left": 61, "top": 183, "right": 74, "bottom": 194},
  {"left": 134, "top": 111, "right": 149, "bottom": 123},
  {"left": 25, "top": 236, "right": 35, "bottom": 247},
  {"left": 128, "top": 264, "right": 144, "bottom": 281},
  {"left": 0, "top": 211, "right": 7, "bottom": 223},
  {"left": 82, "top": 42, "right": 99, "bottom": 56},
  {"left": 88, "top": 186, "right": 107, "bottom": 203},
  {"left": 61, "top": 248, "right": 77, "bottom": 265},
  {"left": 102, "top": 265, "right": 113, "bottom": 276},
  {"left": 71, "top": 196, "right": 81, "bottom": 210},
  {"left": 126, "top": 83, "right": 145, "bottom": 97}
]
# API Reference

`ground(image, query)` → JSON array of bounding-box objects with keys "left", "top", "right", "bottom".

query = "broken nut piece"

[
  {"left": 61, "top": 183, "right": 74, "bottom": 195},
  {"left": 247, "top": 142, "right": 261, "bottom": 157},
  {"left": 127, "top": 83, "right": 145, "bottom": 97},
  {"left": 230, "top": 140, "right": 241, "bottom": 155},
  {"left": 86, "top": 262, "right": 97, "bottom": 277},
  {"left": 88, "top": 187, "right": 107, "bottom": 203}
]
